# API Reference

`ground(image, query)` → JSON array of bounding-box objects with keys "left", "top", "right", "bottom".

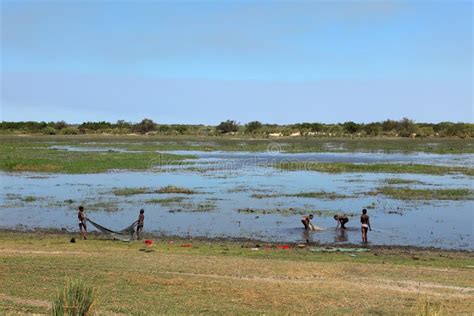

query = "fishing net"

[{"left": 87, "top": 219, "right": 135, "bottom": 241}]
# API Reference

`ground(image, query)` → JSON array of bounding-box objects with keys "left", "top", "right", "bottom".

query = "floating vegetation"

[
  {"left": 364, "top": 202, "right": 376, "bottom": 209},
  {"left": 113, "top": 187, "right": 151, "bottom": 196},
  {"left": 376, "top": 187, "right": 474, "bottom": 200},
  {"left": 112, "top": 185, "right": 197, "bottom": 196},
  {"left": 5, "top": 194, "right": 41, "bottom": 202},
  {"left": 237, "top": 207, "right": 356, "bottom": 217},
  {"left": 251, "top": 191, "right": 350, "bottom": 200},
  {"left": 156, "top": 185, "right": 197, "bottom": 194},
  {"left": 277, "top": 162, "right": 474, "bottom": 176},
  {"left": 385, "top": 178, "right": 425, "bottom": 185},
  {"left": 145, "top": 197, "right": 187, "bottom": 205},
  {"left": 169, "top": 201, "right": 216, "bottom": 212}
]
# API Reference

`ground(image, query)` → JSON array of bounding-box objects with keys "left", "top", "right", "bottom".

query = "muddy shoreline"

[{"left": 2, "top": 228, "right": 472, "bottom": 254}]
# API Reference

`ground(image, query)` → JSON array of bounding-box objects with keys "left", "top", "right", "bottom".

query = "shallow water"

[{"left": 1, "top": 150, "right": 473, "bottom": 250}]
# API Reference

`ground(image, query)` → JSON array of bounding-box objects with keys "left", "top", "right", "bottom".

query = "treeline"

[{"left": 0, "top": 118, "right": 473, "bottom": 138}]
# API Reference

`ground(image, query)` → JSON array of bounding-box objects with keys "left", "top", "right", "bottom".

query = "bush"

[
  {"left": 42, "top": 127, "right": 57, "bottom": 135},
  {"left": 245, "top": 121, "right": 263, "bottom": 133},
  {"left": 52, "top": 279, "right": 95, "bottom": 316},
  {"left": 133, "top": 118, "right": 156, "bottom": 134},
  {"left": 216, "top": 120, "right": 239, "bottom": 134},
  {"left": 60, "top": 127, "right": 80, "bottom": 135},
  {"left": 342, "top": 121, "right": 362, "bottom": 134}
]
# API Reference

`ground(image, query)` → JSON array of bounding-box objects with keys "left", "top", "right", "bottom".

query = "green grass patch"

[
  {"left": 277, "top": 161, "right": 474, "bottom": 176},
  {"left": 385, "top": 178, "right": 425, "bottom": 185},
  {"left": 112, "top": 187, "right": 151, "bottom": 196},
  {"left": 169, "top": 201, "right": 216, "bottom": 212},
  {"left": 52, "top": 278, "right": 95, "bottom": 316},
  {"left": 156, "top": 185, "right": 197, "bottom": 194},
  {"left": 377, "top": 187, "right": 474, "bottom": 200},
  {"left": 0, "top": 138, "right": 194, "bottom": 174},
  {"left": 145, "top": 197, "right": 188, "bottom": 205},
  {"left": 252, "top": 191, "right": 350, "bottom": 199},
  {"left": 237, "top": 207, "right": 355, "bottom": 217}
]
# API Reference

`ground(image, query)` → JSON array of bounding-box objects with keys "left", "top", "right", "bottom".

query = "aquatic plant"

[
  {"left": 376, "top": 187, "right": 473, "bottom": 200},
  {"left": 156, "top": 185, "right": 197, "bottom": 194}
]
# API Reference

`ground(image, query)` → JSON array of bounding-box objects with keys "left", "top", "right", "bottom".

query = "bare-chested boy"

[
  {"left": 78, "top": 206, "right": 87, "bottom": 240},
  {"left": 301, "top": 214, "right": 315, "bottom": 230},
  {"left": 134, "top": 209, "right": 145, "bottom": 240},
  {"left": 334, "top": 214, "right": 349, "bottom": 229},
  {"left": 360, "top": 209, "right": 371, "bottom": 243}
]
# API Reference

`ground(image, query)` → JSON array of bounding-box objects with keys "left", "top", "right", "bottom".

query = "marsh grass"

[
  {"left": 113, "top": 187, "right": 151, "bottom": 196},
  {"left": 52, "top": 278, "right": 95, "bottom": 316},
  {"left": 113, "top": 185, "right": 197, "bottom": 196},
  {"left": 169, "top": 200, "right": 216, "bottom": 212},
  {"left": 0, "top": 138, "right": 194, "bottom": 174},
  {"left": 385, "top": 178, "right": 425, "bottom": 185},
  {"left": 277, "top": 161, "right": 474, "bottom": 176},
  {"left": 237, "top": 207, "right": 355, "bottom": 217},
  {"left": 145, "top": 197, "right": 187, "bottom": 205},
  {"left": 252, "top": 191, "right": 351, "bottom": 200},
  {"left": 377, "top": 187, "right": 473, "bottom": 200},
  {"left": 156, "top": 185, "right": 197, "bottom": 194}
]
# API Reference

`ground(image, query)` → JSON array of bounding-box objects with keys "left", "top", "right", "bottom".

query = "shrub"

[
  {"left": 60, "top": 127, "right": 80, "bottom": 135},
  {"left": 245, "top": 121, "right": 263, "bottom": 133},
  {"left": 133, "top": 118, "right": 156, "bottom": 134},
  {"left": 52, "top": 279, "right": 95, "bottom": 316},
  {"left": 42, "top": 126, "right": 57, "bottom": 135},
  {"left": 216, "top": 120, "right": 239, "bottom": 134}
]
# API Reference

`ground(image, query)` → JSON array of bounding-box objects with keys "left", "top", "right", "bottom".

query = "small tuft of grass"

[
  {"left": 377, "top": 187, "right": 473, "bottom": 200},
  {"left": 251, "top": 191, "right": 349, "bottom": 200},
  {"left": 145, "top": 197, "right": 187, "bottom": 205},
  {"left": 156, "top": 185, "right": 197, "bottom": 194},
  {"left": 237, "top": 207, "right": 355, "bottom": 217},
  {"left": 414, "top": 297, "right": 444, "bottom": 316},
  {"left": 52, "top": 278, "right": 95, "bottom": 316},
  {"left": 385, "top": 178, "right": 424, "bottom": 185},
  {"left": 112, "top": 187, "right": 151, "bottom": 196},
  {"left": 22, "top": 196, "right": 37, "bottom": 202},
  {"left": 195, "top": 201, "right": 216, "bottom": 212}
]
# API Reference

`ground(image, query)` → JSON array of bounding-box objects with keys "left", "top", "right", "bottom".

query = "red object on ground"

[
  {"left": 180, "top": 244, "right": 192, "bottom": 248},
  {"left": 144, "top": 239, "right": 154, "bottom": 246},
  {"left": 277, "top": 245, "right": 290, "bottom": 249}
]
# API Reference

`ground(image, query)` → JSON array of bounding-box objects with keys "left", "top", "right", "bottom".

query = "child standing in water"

[
  {"left": 360, "top": 209, "right": 371, "bottom": 243},
  {"left": 134, "top": 209, "right": 145, "bottom": 240},
  {"left": 78, "top": 206, "right": 87, "bottom": 240}
]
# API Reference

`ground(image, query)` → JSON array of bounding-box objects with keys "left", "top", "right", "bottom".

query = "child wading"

[
  {"left": 360, "top": 209, "right": 372, "bottom": 243},
  {"left": 134, "top": 209, "right": 145, "bottom": 240},
  {"left": 334, "top": 214, "right": 349, "bottom": 229},
  {"left": 78, "top": 206, "right": 87, "bottom": 240},
  {"left": 301, "top": 214, "right": 316, "bottom": 231}
]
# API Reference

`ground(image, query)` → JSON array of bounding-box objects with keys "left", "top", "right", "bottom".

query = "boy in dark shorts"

[
  {"left": 301, "top": 214, "right": 315, "bottom": 230},
  {"left": 360, "top": 209, "right": 372, "bottom": 243},
  {"left": 333, "top": 214, "right": 349, "bottom": 229},
  {"left": 134, "top": 209, "right": 145, "bottom": 240},
  {"left": 78, "top": 206, "right": 87, "bottom": 240}
]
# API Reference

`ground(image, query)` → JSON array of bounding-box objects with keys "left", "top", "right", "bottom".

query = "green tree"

[
  {"left": 342, "top": 121, "right": 362, "bottom": 134},
  {"left": 216, "top": 120, "right": 239, "bottom": 134},
  {"left": 133, "top": 118, "right": 156, "bottom": 134},
  {"left": 245, "top": 121, "right": 263, "bottom": 133}
]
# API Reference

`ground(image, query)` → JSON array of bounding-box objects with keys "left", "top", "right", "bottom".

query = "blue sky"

[{"left": 1, "top": 0, "right": 472, "bottom": 124}]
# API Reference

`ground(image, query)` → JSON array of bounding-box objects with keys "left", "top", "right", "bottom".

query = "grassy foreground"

[{"left": 0, "top": 232, "right": 473, "bottom": 315}]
